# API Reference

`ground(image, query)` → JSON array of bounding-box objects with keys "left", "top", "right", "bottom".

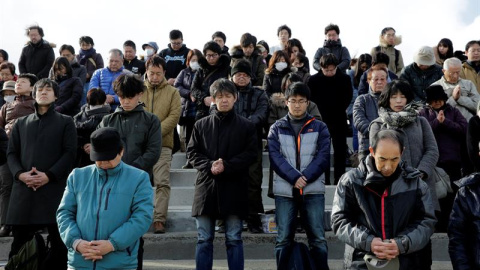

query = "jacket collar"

[
  {"left": 114, "top": 103, "right": 145, "bottom": 114},
  {"left": 455, "top": 173, "right": 480, "bottom": 188},
  {"left": 95, "top": 160, "right": 124, "bottom": 177},
  {"left": 277, "top": 113, "right": 315, "bottom": 129},
  {"left": 145, "top": 78, "right": 168, "bottom": 90},
  {"left": 34, "top": 102, "right": 55, "bottom": 118},
  {"left": 360, "top": 155, "right": 422, "bottom": 186},
  {"left": 213, "top": 109, "right": 235, "bottom": 121}
]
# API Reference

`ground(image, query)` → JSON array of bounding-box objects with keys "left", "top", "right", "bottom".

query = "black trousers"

[{"left": 324, "top": 122, "right": 347, "bottom": 185}]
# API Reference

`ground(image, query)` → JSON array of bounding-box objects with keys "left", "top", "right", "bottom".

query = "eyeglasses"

[
  {"left": 206, "top": 53, "right": 218, "bottom": 59},
  {"left": 170, "top": 41, "right": 182, "bottom": 46},
  {"left": 287, "top": 100, "right": 308, "bottom": 105},
  {"left": 384, "top": 34, "right": 396, "bottom": 38}
]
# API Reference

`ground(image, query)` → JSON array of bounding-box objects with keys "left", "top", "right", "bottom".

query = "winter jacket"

[
  {"left": 400, "top": 63, "right": 443, "bottom": 101},
  {"left": 419, "top": 104, "right": 467, "bottom": 165},
  {"left": 460, "top": 61, "right": 480, "bottom": 92},
  {"left": 73, "top": 104, "right": 112, "bottom": 167},
  {"left": 358, "top": 68, "right": 398, "bottom": 96},
  {"left": 187, "top": 110, "right": 257, "bottom": 218},
  {"left": 97, "top": 104, "right": 161, "bottom": 174},
  {"left": 370, "top": 35, "right": 404, "bottom": 76},
  {"left": 369, "top": 116, "right": 440, "bottom": 210},
  {"left": 332, "top": 156, "right": 436, "bottom": 270},
  {"left": 0, "top": 128, "right": 7, "bottom": 166},
  {"left": 57, "top": 161, "right": 153, "bottom": 270},
  {"left": 268, "top": 93, "right": 322, "bottom": 126},
  {"left": 76, "top": 51, "right": 104, "bottom": 82},
  {"left": 308, "top": 69, "right": 353, "bottom": 126},
  {"left": 174, "top": 67, "right": 197, "bottom": 118},
  {"left": 7, "top": 103, "right": 77, "bottom": 224},
  {"left": 55, "top": 76, "right": 83, "bottom": 117},
  {"left": 48, "top": 60, "right": 87, "bottom": 86},
  {"left": 313, "top": 39, "right": 351, "bottom": 73},
  {"left": 0, "top": 95, "right": 35, "bottom": 137},
  {"left": 431, "top": 76, "right": 480, "bottom": 121},
  {"left": 158, "top": 44, "right": 190, "bottom": 80},
  {"left": 353, "top": 90, "right": 381, "bottom": 158},
  {"left": 123, "top": 56, "right": 145, "bottom": 76},
  {"left": 89, "top": 67, "right": 132, "bottom": 109},
  {"left": 18, "top": 39, "right": 55, "bottom": 79},
  {"left": 230, "top": 45, "right": 266, "bottom": 86},
  {"left": 262, "top": 67, "right": 294, "bottom": 97},
  {"left": 268, "top": 114, "right": 330, "bottom": 197},
  {"left": 467, "top": 116, "right": 480, "bottom": 172},
  {"left": 142, "top": 79, "right": 181, "bottom": 149},
  {"left": 191, "top": 55, "right": 231, "bottom": 119}
]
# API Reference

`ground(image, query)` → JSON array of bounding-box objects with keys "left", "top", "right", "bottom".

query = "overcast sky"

[{"left": 1, "top": 0, "right": 479, "bottom": 72}]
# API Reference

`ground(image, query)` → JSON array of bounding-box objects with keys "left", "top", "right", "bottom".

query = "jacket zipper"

[
  {"left": 294, "top": 118, "right": 315, "bottom": 195},
  {"left": 93, "top": 170, "right": 109, "bottom": 270},
  {"left": 104, "top": 188, "right": 111, "bottom": 210},
  {"left": 381, "top": 189, "right": 388, "bottom": 240},
  {"left": 151, "top": 86, "right": 156, "bottom": 113}
]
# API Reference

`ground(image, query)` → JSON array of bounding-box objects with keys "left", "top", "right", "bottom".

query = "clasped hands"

[
  {"left": 77, "top": 240, "right": 114, "bottom": 261},
  {"left": 211, "top": 158, "right": 224, "bottom": 175},
  {"left": 370, "top": 237, "right": 400, "bottom": 260},
  {"left": 18, "top": 167, "right": 49, "bottom": 191}
]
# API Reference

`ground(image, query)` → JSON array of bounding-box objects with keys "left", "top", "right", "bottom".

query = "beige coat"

[
  {"left": 370, "top": 35, "right": 404, "bottom": 77},
  {"left": 460, "top": 62, "right": 480, "bottom": 94},
  {"left": 142, "top": 79, "right": 181, "bottom": 149}
]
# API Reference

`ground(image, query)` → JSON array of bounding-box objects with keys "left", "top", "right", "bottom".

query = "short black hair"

[
  {"left": 33, "top": 78, "right": 59, "bottom": 98},
  {"left": 53, "top": 57, "right": 73, "bottom": 77},
  {"left": 240, "top": 33, "right": 257, "bottom": 48},
  {"left": 373, "top": 52, "right": 390, "bottom": 65},
  {"left": 377, "top": 79, "right": 414, "bottom": 109},
  {"left": 169, "top": 30, "right": 183, "bottom": 40},
  {"left": 371, "top": 129, "right": 404, "bottom": 154},
  {"left": 281, "top": 73, "right": 303, "bottom": 92},
  {"left": 210, "top": 78, "right": 237, "bottom": 98},
  {"left": 277, "top": 25, "right": 291, "bottom": 37},
  {"left": 285, "top": 82, "right": 310, "bottom": 100},
  {"left": 18, "top": 73, "right": 38, "bottom": 87},
  {"left": 381, "top": 27, "right": 395, "bottom": 36},
  {"left": 203, "top": 41, "right": 222, "bottom": 55},
  {"left": 145, "top": 55, "right": 166, "bottom": 71},
  {"left": 79, "top": 36, "right": 94, "bottom": 46},
  {"left": 59, "top": 44, "right": 75, "bottom": 55},
  {"left": 320, "top": 53, "right": 338, "bottom": 68},
  {"left": 465, "top": 40, "right": 480, "bottom": 51},
  {"left": 123, "top": 40, "right": 136, "bottom": 50},
  {"left": 212, "top": 31, "right": 226, "bottom": 43},
  {"left": 113, "top": 73, "right": 144, "bottom": 98},
  {"left": 0, "top": 49, "right": 9, "bottom": 61},
  {"left": 86, "top": 88, "right": 107, "bottom": 105},
  {"left": 258, "top": 40, "right": 269, "bottom": 53},
  {"left": 295, "top": 53, "right": 308, "bottom": 65},
  {"left": 324, "top": 24, "right": 340, "bottom": 35},
  {"left": 25, "top": 25, "right": 44, "bottom": 37}
]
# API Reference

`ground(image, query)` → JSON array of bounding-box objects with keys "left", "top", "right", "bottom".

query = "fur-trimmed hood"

[
  {"left": 270, "top": 92, "right": 287, "bottom": 107},
  {"left": 229, "top": 44, "right": 263, "bottom": 59},
  {"left": 379, "top": 35, "right": 402, "bottom": 47}
]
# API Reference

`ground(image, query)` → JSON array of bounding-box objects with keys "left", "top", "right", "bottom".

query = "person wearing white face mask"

[
  {"left": 175, "top": 49, "right": 203, "bottom": 168},
  {"left": 263, "top": 50, "right": 293, "bottom": 97},
  {"left": 142, "top": 41, "right": 159, "bottom": 63},
  {"left": 1, "top": 81, "right": 16, "bottom": 104}
]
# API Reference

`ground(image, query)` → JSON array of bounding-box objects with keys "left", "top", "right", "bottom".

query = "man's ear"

[{"left": 369, "top": 146, "right": 374, "bottom": 156}]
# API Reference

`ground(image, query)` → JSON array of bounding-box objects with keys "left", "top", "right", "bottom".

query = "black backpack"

[{"left": 5, "top": 233, "right": 46, "bottom": 270}]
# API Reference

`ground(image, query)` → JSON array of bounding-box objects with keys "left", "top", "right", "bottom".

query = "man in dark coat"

[
  {"left": 123, "top": 40, "right": 146, "bottom": 76},
  {"left": 158, "top": 29, "right": 190, "bottom": 86},
  {"left": 18, "top": 25, "right": 55, "bottom": 79},
  {"left": 308, "top": 53, "right": 352, "bottom": 184},
  {"left": 7, "top": 78, "right": 77, "bottom": 268},
  {"left": 187, "top": 78, "right": 257, "bottom": 270},
  {"left": 313, "top": 24, "right": 351, "bottom": 73}
]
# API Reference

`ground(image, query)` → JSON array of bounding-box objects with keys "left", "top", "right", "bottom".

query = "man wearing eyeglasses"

[
  {"left": 158, "top": 30, "right": 190, "bottom": 86},
  {"left": 370, "top": 27, "right": 404, "bottom": 77},
  {"left": 268, "top": 82, "right": 331, "bottom": 270}
]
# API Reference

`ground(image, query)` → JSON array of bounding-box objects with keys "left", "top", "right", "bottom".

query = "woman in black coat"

[{"left": 53, "top": 57, "right": 83, "bottom": 116}]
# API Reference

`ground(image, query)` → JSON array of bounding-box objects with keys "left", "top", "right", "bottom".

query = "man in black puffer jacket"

[{"left": 18, "top": 25, "right": 54, "bottom": 79}]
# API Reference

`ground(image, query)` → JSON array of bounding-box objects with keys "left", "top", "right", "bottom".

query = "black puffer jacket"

[
  {"left": 55, "top": 76, "right": 83, "bottom": 117},
  {"left": 448, "top": 173, "right": 480, "bottom": 270},
  {"left": 18, "top": 39, "right": 55, "bottom": 79},
  {"left": 332, "top": 156, "right": 436, "bottom": 270},
  {"left": 312, "top": 39, "right": 351, "bottom": 73},
  {"left": 399, "top": 63, "right": 443, "bottom": 102},
  {"left": 262, "top": 67, "right": 293, "bottom": 97},
  {"left": 191, "top": 55, "right": 231, "bottom": 119}
]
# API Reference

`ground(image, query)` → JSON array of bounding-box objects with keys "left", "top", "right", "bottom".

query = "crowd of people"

[{"left": 0, "top": 22, "right": 479, "bottom": 269}]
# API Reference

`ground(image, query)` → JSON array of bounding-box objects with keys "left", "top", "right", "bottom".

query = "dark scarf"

[
  {"left": 378, "top": 103, "right": 420, "bottom": 129},
  {"left": 78, "top": 48, "right": 96, "bottom": 65}
]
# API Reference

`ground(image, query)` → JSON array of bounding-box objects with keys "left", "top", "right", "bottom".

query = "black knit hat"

[
  {"left": 231, "top": 59, "right": 252, "bottom": 77},
  {"left": 90, "top": 127, "right": 123, "bottom": 161},
  {"left": 425, "top": 85, "right": 448, "bottom": 102}
]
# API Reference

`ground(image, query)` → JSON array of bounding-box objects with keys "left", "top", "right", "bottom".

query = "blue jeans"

[
  {"left": 196, "top": 215, "right": 244, "bottom": 270},
  {"left": 275, "top": 194, "right": 329, "bottom": 270}
]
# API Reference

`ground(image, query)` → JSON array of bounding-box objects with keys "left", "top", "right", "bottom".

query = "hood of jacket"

[
  {"left": 199, "top": 54, "right": 231, "bottom": 70},
  {"left": 229, "top": 45, "right": 263, "bottom": 59},
  {"left": 358, "top": 155, "right": 422, "bottom": 186},
  {"left": 323, "top": 39, "right": 343, "bottom": 48},
  {"left": 270, "top": 92, "right": 287, "bottom": 107},
  {"left": 379, "top": 35, "right": 402, "bottom": 47}
]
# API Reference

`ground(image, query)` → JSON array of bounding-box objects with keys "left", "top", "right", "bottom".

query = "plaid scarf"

[{"left": 378, "top": 102, "right": 422, "bottom": 129}]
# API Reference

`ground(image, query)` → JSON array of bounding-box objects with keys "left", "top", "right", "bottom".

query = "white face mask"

[
  {"left": 275, "top": 62, "right": 288, "bottom": 71},
  {"left": 4, "top": 95, "right": 15, "bottom": 103},
  {"left": 190, "top": 61, "right": 200, "bottom": 71},
  {"left": 145, "top": 49, "right": 154, "bottom": 56}
]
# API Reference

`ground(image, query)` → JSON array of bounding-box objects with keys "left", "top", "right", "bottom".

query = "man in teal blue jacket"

[{"left": 57, "top": 127, "right": 153, "bottom": 270}]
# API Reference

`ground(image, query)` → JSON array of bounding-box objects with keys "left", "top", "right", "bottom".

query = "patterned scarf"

[
  {"left": 378, "top": 102, "right": 422, "bottom": 129},
  {"left": 78, "top": 48, "right": 96, "bottom": 66}
]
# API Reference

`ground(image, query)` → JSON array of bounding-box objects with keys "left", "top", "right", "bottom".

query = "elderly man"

[
  {"left": 313, "top": 24, "right": 351, "bottom": 73},
  {"left": 18, "top": 25, "right": 54, "bottom": 79},
  {"left": 400, "top": 46, "right": 443, "bottom": 102},
  {"left": 332, "top": 129, "right": 436, "bottom": 270},
  {"left": 431, "top": 57, "right": 479, "bottom": 122},
  {"left": 460, "top": 40, "right": 480, "bottom": 92},
  {"left": 89, "top": 49, "right": 132, "bottom": 111}
]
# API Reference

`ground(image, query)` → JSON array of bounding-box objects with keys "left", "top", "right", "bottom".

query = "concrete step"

[{"left": 0, "top": 232, "right": 450, "bottom": 262}]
